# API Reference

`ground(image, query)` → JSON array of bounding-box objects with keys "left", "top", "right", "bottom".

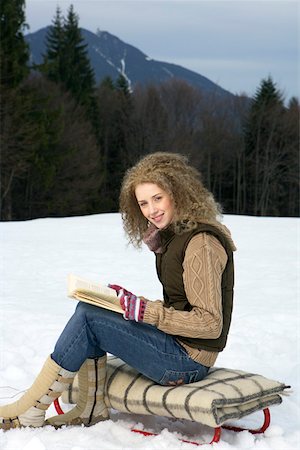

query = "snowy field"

[{"left": 0, "top": 213, "right": 299, "bottom": 450}]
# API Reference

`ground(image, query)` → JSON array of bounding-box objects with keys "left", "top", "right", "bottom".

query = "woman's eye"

[{"left": 155, "top": 196, "right": 162, "bottom": 201}]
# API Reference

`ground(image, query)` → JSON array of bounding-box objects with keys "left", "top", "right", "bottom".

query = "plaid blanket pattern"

[{"left": 103, "top": 357, "right": 288, "bottom": 428}]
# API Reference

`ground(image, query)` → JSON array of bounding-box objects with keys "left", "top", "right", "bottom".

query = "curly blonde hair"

[{"left": 119, "top": 152, "right": 222, "bottom": 247}]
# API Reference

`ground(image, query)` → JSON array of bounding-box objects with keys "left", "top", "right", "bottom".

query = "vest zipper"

[{"left": 88, "top": 358, "right": 98, "bottom": 425}]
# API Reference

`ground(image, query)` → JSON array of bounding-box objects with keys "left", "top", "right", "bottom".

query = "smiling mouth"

[{"left": 151, "top": 214, "right": 164, "bottom": 222}]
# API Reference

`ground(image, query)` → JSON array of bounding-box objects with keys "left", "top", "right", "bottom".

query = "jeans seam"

[{"left": 57, "top": 322, "right": 88, "bottom": 367}]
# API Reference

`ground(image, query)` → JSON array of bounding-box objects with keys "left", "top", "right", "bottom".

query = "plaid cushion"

[
  {"left": 62, "top": 356, "right": 289, "bottom": 428},
  {"left": 104, "top": 357, "right": 289, "bottom": 427}
]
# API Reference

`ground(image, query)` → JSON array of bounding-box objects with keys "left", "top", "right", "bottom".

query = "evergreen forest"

[{"left": 1, "top": 1, "right": 299, "bottom": 221}]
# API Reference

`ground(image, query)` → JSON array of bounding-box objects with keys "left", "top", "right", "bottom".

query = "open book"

[{"left": 67, "top": 274, "right": 123, "bottom": 314}]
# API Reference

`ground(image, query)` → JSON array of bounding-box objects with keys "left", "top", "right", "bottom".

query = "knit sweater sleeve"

[{"left": 143, "top": 233, "right": 227, "bottom": 339}]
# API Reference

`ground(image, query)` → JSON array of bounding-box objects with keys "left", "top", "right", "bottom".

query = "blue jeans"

[{"left": 52, "top": 302, "right": 209, "bottom": 385}]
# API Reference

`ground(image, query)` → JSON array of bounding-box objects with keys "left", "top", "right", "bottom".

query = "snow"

[
  {"left": 162, "top": 66, "right": 174, "bottom": 77},
  {"left": 119, "top": 56, "right": 132, "bottom": 91},
  {"left": 0, "top": 213, "right": 299, "bottom": 449}
]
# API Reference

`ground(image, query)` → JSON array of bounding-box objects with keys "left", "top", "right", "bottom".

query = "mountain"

[{"left": 25, "top": 27, "right": 233, "bottom": 98}]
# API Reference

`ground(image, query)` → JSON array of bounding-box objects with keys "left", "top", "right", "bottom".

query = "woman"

[{"left": 0, "top": 152, "right": 236, "bottom": 430}]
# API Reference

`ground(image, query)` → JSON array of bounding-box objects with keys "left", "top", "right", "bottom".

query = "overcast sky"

[{"left": 25, "top": 0, "right": 299, "bottom": 100}]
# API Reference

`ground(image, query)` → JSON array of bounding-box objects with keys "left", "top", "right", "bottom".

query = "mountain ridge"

[{"left": 25, "top": 26, "right": 234, "bottom": 98}]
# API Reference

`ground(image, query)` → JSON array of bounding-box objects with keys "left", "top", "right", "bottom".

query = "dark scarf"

[{"left": 142, "top": 223, "right": 163, "bottom": 253}]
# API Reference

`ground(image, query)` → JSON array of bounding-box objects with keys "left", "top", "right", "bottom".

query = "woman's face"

[{"left": 135, "top": 183, "right": 175, "bottom": 229}]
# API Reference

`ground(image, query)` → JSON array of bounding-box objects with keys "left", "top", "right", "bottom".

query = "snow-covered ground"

[{"left": 0, "top": 213, "right": 299, "bottom": 450}]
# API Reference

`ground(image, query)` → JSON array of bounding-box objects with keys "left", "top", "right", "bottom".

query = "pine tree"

[
  {"left": 0, "top": 0, "right": 30, "bottom": 219},
  {"left": 116, "top": 74, "right": 131, "bottom": 98},
  {"left": 0, "top": 0, "right": 29, "bottom": 88},
  {"left": 61, "top": 4, "right": 95, "bottom": 106},
  {"left": 282, "top": 97, "right": 300, "bottom": 216},
  {"left": 42, "top": 6, "right": 64, "bottom": 84},
  {"left": 42, "top": 5, "right": 97, "bottom": 128},
  {"left": 42, "top": 4, "right": 96, "bottom": 105},
  {"left": 243, "top": 76, "right": 287, "bottom": 215},
  {"left": 95, "top": 75, "right": 135, "bottom": 211},
  {"left": 4, "top": 75, "right": 101, "bottom": 220}
]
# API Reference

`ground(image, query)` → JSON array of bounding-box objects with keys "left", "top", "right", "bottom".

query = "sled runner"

[{"left": 55, "top": 356, "right": 289, "bottom": 446}]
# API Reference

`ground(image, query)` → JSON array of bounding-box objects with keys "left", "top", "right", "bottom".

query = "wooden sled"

[{"left": 54, "top": 356, "right": 289, "bottom": 446}]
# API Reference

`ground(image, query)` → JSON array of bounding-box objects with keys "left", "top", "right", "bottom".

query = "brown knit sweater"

[{"left": 143, "top": 232, "right": 228, "bottom": 367}]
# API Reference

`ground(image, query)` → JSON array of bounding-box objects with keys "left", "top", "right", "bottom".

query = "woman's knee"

[
  {"left": 75, "top": 301, "right": 95, "bottom": 317},
  {"left": 75, "top": 302, "right": 122, "bottom": 324}
]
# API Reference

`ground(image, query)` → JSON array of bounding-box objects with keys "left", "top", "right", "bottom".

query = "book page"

[
  {"left": 67, "top": 274, "right": 123, "bottom": 314},
  {"left": 72, "top": 292, "right": 123, "bottom": 314}
]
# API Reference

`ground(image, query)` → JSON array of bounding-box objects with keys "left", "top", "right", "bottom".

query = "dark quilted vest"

[{"left": 155, "top": 223, "right": 234, "bottom": 352}]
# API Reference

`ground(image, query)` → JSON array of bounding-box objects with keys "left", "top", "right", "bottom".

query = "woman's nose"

[{"left": 149, "top": 202, "right": 158, "bottom": 215}]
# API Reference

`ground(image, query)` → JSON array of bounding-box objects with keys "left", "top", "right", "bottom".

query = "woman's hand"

[
  {"left": 109, "top": 284, "right": 147, "bottom": 322},
  {"left": 108, "top": 284, "right": 131, "bottom": 296}
]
